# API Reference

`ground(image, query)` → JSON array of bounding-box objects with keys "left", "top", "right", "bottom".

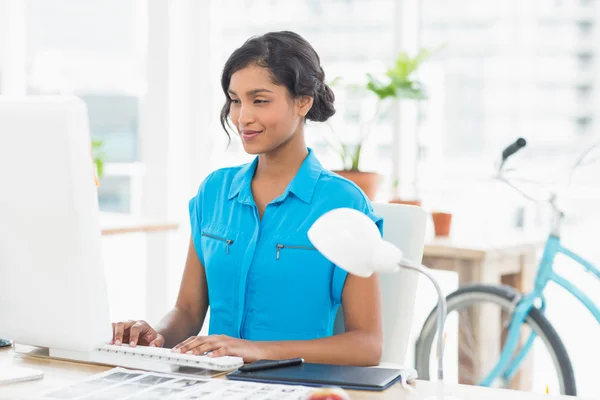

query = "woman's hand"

[
  {"left": 112, "top": 320, "right": 165, "bottom": 348},
  {"left": 172, "top": 335, "right": 266, "bottom": 362}
]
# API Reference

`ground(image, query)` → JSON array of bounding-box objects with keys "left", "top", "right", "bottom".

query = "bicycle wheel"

[{"left": 414, "top": 284, "right": 576, "bottom": 396}]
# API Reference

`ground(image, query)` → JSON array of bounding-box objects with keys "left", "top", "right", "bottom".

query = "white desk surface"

[{"left": 0, "top": 347, "right": 585, "bottom": 400}]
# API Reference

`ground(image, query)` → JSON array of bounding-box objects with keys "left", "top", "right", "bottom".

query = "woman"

[{"left": 112, "top": 31, "right": 384, "bottom": 366}]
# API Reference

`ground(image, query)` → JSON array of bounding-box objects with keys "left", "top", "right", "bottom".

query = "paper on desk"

[{"left": 37, "top": 367, "right": 316, "bottom": 399}]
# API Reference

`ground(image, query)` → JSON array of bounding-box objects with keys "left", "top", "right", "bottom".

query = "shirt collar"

[{"left": 227, "top": 148, "right": 323, "bottom": 204}]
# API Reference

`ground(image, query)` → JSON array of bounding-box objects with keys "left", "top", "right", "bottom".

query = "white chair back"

[{"left": 334, "top": 202, "right": 427, "bottom": 365}]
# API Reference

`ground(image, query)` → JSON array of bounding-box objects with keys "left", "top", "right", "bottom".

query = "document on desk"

[{"left": 37, "top": 367, "right": 316, "bottom": 399}]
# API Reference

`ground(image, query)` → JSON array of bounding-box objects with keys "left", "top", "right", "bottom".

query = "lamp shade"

[{"left": 307, "top": 208, "right": 404, "bottom": 277}]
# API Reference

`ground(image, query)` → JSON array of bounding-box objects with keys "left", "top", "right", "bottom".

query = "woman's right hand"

[{"left": 111, "top": 320, "right": 165, "bottom": 348}]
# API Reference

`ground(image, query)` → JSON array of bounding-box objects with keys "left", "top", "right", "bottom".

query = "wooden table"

[
  {"left": 423, "top": 233, "right": 542, "bottom": 291},
  {"left": 99, "top": 212, "right": 180, "bottom": 236},
  {"left": 422, "top": 233, "right": 544, "bottom": 391},
  {"left": 0, "top": 347, "right": 583, "bottom": 400}
]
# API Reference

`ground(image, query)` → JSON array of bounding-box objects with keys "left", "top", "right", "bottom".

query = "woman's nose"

[{"left": 237, "top": 105, "right": 255, "bottom": 125}]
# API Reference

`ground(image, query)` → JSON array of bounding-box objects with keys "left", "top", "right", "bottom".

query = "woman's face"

[{"left": 228, "top": 65, "right": 312, "bottom": 154}]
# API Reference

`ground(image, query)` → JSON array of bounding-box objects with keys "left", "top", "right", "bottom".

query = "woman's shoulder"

[
  {"left": 192, "top": 162, "right": 250, "bottom": 197},
  {"left": 315, "top": 169, "right": 382, "bottom": 230},
  {"left": 316, "top": 169, "right": 373, "bottom": 207}
]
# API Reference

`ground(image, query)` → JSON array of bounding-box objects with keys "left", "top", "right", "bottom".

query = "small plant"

[
  {"left": 92, "top": 139, "right": 105, "bottom": 178},
  {"left": 329, "top": 47, "right": 438, "bottom": 172}
]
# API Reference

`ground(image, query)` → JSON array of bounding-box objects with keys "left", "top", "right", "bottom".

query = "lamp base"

[{"left": 0, "top": 339, "right": 11, "bottom": 348}]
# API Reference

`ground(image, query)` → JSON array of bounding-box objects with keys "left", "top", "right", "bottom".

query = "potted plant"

[
  {"left": 92, "top": 139, "right": 105, "bottom": 186},
  {"left": 328, "top": 48, "right": 434, "bottom": 200},
  {"left": 431, "top": 210, "right": 453, "bottom": 237}
]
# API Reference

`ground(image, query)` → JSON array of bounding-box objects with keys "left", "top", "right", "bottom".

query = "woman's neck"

[{"left": 255, "top": 133, "right": 308, "bottom": 181}]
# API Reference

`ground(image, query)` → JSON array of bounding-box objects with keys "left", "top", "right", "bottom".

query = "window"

[
  {"left": 417, "top": 0, "right": 600, "bottom": 228},
  {"left": 25, "top": 0, "right": 146, "bottom": 213},
  {"left": 79, "top": 94, "right": 139, "bottom": 163},
  {"left": 96, "top": 176, "right": 133, "bottom": 213}
]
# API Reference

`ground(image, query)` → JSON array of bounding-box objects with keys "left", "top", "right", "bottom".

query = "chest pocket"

[
  {"left": 202, "top": 230, "right": 235, "bottom": 255},
  {"left": 270, "top": 234, "right": 334, "bottom": 299},
  {"left": 201, "top": 224, "right": 244, "bottom": 268},
  {"left": 276, "top": 243, "right": 315, "bottom": 260},
  {"left": 248, "top": 233, "right": 335, "bottom": 335},
  {"left": 201, "top": 224, "right": 245, "bottom": 322}
]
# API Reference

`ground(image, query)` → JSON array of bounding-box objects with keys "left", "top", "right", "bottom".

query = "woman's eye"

[
  {"left": 230, "top": 99, "right": 240, "bottom": 104},
  {"left": 254, "top": 99, "right": 269, "bottom": 104}
]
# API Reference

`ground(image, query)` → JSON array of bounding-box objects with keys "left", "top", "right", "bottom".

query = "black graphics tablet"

[{"left": 226, "top": 362, "right": 404, "bottom": 391}]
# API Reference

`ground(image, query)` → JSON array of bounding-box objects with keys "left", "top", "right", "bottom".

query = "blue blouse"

[{"left": 189, "top": 149, "right": 383, "bottom": 341}]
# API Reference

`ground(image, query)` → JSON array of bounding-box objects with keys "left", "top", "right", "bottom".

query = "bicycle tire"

[{"left": 414, "top": 284, "right": 576, "bottom": 396}]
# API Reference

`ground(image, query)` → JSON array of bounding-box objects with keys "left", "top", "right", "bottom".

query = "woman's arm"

[
  {"left": 260, "top": 273, "right": 383, "bottom": 366},
  {"left": 155, "top": 238, "right": 209, "bottom": 348}
]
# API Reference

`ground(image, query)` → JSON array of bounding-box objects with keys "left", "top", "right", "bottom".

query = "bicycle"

[{"left": 414, "top": 138, "right": 600, "bottom": 396}]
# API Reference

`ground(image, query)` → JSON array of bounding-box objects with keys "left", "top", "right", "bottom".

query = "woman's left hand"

[{"left": 172, "top": 335, "right": 266, "bottom": 362}]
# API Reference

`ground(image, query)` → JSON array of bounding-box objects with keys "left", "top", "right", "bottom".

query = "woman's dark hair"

[{"left": 220, "top": 31, "right": 336, "bottom": 137}]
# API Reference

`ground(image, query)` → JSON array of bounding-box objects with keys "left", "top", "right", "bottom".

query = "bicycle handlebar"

[
  {"left": 496, "top": 137, "right": 552, "bottom": 204},
  {"left": 500, "top": 137, "right": 527, "bottom": 170},
  {"left": 494, "top": 137, "right": 600, "bottom": 222}
]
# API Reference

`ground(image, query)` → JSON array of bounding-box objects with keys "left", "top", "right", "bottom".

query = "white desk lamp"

[{"left": 308, "top": 207, "right": 448, "bottom": 382}]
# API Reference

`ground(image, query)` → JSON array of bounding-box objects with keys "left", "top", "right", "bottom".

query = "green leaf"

[
  {"left": 366, "top": 76, "right": 397, "bottom": 100},
  {"left": 329, "top": 45, "right": 443, "bottom": 172},
  {"left": 94, "top": 157, "right": 104, "bottom": 178},
  {"left": 91, "top": 139, "right": 105, "bottom": 178},
  {"left": 395, "top": 86, "right": 428, "bottom": 100},
  {"left": 351, "top": 144, "right": 362, "bottom": 171},
  {"left": 328, "top": 76, "right": 343, "bottom": 87}
]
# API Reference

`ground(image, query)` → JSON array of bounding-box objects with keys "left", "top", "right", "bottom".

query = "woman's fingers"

[
  {"left": 185, "top": 340, "right": 220, "bottom": 355},
  {"left": 112, "top": 320, "right": 136, "bottom": 345},
  {"left": 175, "top": 336, "right": 222, "bottom": 355},
  {"left": 128, "top": 321, "right": 153, "bottom": 347},
  {"left": 172, "top": 336, "right": 199, "bottom": 352},
  {"left": 207, "top": 347, "right": 230, "bottom": 358},
  {"left": 148, "top": 334, "right": 165, "bottom": 348}
]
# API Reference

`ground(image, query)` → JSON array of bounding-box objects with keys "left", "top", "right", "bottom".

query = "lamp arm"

[{"left": 397, "top": 259, "right": 446, "bottom": 382}]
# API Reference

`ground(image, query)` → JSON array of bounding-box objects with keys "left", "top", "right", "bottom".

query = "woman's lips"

[{"left": 241, "top": 130, "right": 262, "bottom": 141}]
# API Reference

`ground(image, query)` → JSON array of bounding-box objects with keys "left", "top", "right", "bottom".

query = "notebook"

[{"left": 226, "top": 362, "right": 405, "bottom": 391}]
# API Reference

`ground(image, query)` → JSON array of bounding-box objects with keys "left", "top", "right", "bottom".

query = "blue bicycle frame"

[{"left": 480, "top": 234, "right": 600, "bottom": 386}]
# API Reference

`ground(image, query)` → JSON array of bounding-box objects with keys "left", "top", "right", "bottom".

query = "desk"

[
  {"left": 423, "top": 234, "right": 542, "bottom": 291},
  {"left": 422, "top": 234, "right": 543, "bottom": 391},
  {"left": 99, "top": 212, "right": 180, "bottom": 236},
  {"left": 0, "top": 347, "right": 584, "bottom": 400}
]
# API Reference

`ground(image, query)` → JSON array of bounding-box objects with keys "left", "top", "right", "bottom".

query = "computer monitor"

[{"left": 0, "top": 96, "right": 112, "bottom": 353}]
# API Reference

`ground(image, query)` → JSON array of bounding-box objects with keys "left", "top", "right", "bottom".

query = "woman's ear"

[{"left": 296, "top": 96, "right": 314, "bottom": 117}]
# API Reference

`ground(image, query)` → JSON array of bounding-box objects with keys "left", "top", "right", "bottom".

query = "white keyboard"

[{"left": 92, "top": 344, "right": 244, "bottom": 372}]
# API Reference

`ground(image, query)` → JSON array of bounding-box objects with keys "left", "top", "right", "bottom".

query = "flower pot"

[
  {"left": 332, "top": 170, "right": 380, "bottom": 200},
  {"left": 431, "top": 211, "right": 452, "bottom": 237},
  {"left": 389, "top": 198, "right": 422, "bottom": 207}
]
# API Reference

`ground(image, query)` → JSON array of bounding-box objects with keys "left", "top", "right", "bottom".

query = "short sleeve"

[
  {"left": 331, "top": 203, "right": 384, "bottom": 305},
  {"left": 188, "top": 181, "right": 206, "bottom": 266}
]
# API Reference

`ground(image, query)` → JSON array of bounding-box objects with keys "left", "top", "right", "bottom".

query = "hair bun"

[{"left": 306, "top": 79, "right": 335, "bottom": 122}]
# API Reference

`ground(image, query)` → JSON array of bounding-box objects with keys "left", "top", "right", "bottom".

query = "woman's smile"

[{"left": 240, "top": 129, "right": 263, "bottom": 142}]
